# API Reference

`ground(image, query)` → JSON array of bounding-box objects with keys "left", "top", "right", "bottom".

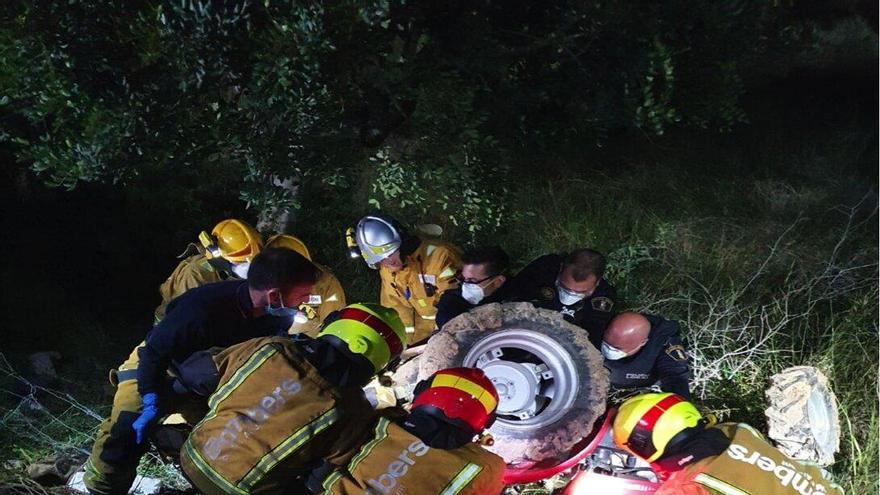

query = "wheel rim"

[{"left": 462, "top": 328, "right": 579, "bottom": 430}]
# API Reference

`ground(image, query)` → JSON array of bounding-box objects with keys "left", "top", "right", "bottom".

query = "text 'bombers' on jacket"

[
  {"left": 180, "top": 336, "right": 377, "bottom": 495},
  {"left": 656, "top": 423, "right": 845, "bottom": 495},
  {"left": 319, "top": 415, "right": 506, "bottom": 495}
]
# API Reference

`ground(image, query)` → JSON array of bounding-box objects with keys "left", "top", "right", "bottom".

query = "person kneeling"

[
  {"left": 612, "top": 393, "right": 845, "bottom": 495},
  {"left": 179, "top": 303, "right": 407, "bottom": 495},
  {"left": 316, "top": 367, "right": 506, "bottom": 495}
]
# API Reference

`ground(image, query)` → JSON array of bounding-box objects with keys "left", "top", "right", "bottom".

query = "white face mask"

[
  {"left": 265, "top": 293, "right": 309, "bottom": 324},
  {"left": 230, "top": 261, "right": 251, "bottom": 279},
  {"left": 293, "top": 310, "right": 309, "bottom": 324},
  {"left": 601, "top": 342, "right": 629, "bottom": 360},
  {"left": 556, "top": 279, "right": 586, "bottom": 306},
  {"left": 461, "top": 282, "right": 485, "bottom": 305}
]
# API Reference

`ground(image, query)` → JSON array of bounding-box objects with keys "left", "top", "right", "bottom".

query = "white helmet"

[{"left": 355, "top": 215, "right": 403, "bottom": 268}]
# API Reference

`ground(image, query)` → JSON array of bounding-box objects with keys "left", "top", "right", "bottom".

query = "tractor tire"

[
  {"left": 389, "top": 355, "right": 422, "bottom": 403},
  {"left": 419, "top": 302, "right": 609, "bottom": 464},
  {"left": 765, "top": 366, "right": 840, "bottom": 466}
]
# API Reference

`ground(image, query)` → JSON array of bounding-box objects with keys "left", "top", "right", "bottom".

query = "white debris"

[{"left": 67, "top": 471, "right": 164, "bottom": 495}]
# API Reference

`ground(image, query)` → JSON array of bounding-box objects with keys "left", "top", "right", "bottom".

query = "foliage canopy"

[{"left": 1, "top": 0, "right": 813, "bottom": 230}]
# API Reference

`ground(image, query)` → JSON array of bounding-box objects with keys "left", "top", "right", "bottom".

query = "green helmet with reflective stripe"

[{"left": 317, "top": 303, "right": 407, "bottom": 373}]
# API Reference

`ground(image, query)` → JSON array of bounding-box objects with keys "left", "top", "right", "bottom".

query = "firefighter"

[
  {"left": 612, "top": 393, "right": 845, "bottom": 495},
  {"left": 504, "top": 248, "right": 617, "bottom": 347},
  {"left": 316, "top": 367, "right": 506, "bottom": 495},
  {"left": 83, "top": 249, "right": 317, "bottom": 495},
  {"left": 350, "top": 215, "right": 461, "bottom": 345},
  {"left": 602, "top": 312, "right": 692, "bottom": 399},
  {"left": 154, "top": 218, "right": 263, "bottom": 322},
  {"left": 436, "top": 246, "right": 511, "bottom": 329},
  {"left": 179, "top": 303, "right": 408, "bottom": 495},
  {"left": 266, "top": 234, "right": 347, "bottom": 337}
]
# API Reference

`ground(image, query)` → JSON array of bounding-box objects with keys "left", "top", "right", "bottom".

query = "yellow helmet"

[
  {"left": 201, "top": 219, "right": 263, "bottom": 263},
  {"left": 612, "top": 393, "right": 704, "bottom": 462},
  {"left": 317, "top": 303, "right": 407, "bottom": 374},
  {"left": 266, "top": 234, "right": 312, "bottom": 261}
]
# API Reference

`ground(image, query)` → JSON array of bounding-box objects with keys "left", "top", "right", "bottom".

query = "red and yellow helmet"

[
  {"left": 266, "top": 234, "right": 312, "bottom": 261},
  {"left": 317, "top": 303, "right": 406, "bottom": 373},
  {"left": 612, "top": 393, "right": 704, "bottom": 462},
  {"left": 201, "top": 219, "right": 263, "bottom": 263},
  {"left": 412, "top": 368, "right": 499, "bottom": 434}
]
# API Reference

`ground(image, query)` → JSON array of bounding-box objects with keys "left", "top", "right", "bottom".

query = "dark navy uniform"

[
  {"left": 138, "top": 279, "right": 294, "bottom": 396},
  {"left": 604, "top": 314, "right": 691, "bottom": 399},
  {"left": 505, "top": 253, "right": 617, "bottom": 347},
  {"left": 84, "top": 280, "right": 295, "bottom": 495},
  {"left": 435, "top": 284, "right": 510, "bottom": 329}
]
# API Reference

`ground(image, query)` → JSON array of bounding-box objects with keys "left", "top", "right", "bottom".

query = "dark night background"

[{"left": 0, "top": 1, "right": 877, "bottom": 491}]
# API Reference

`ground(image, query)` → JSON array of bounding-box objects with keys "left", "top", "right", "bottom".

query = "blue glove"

[{"left": 132, "top": 392, "right": 159, "bottom": 445}]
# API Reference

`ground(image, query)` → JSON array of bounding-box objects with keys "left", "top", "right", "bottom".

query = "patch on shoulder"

[
  {"left": 591, "top": 296, "right": 614, "bottom": 312},
  {"left": 540, "top": 286, "right": 556, "bottom": 300},
  {"left": 665, "top": 344, "right": 688, "bottom": 362}
]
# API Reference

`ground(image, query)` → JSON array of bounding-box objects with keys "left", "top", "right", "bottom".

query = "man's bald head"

[{"left": 604, "top": 312, "right": 651, "bottom": 355}]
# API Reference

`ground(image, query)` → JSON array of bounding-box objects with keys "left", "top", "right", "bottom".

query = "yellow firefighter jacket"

[
  {"left": 180, "top": 337, "right": 376, "bottom": 495},
  {"left": 288, "top": 263, "right": 346, "bottom": 337},
  {"left": 155, "top": 252, "right": 224, "bottom": 321},
  {"left": 656, "top": 423, "right": 844, "bottom": 495},
  {"left": 155, "top": 251, "right": 345, "bottom": 331},
  {"left": 379, "top": 240, "right": 461, "bottom": 344},
  {"left": 319, "top": 415, "right": 506, "bottom": 495}
]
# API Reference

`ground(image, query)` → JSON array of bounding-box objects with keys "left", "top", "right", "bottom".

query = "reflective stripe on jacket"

[
  {"left": 321, "top": 415, "right": 505, "bottom": 495},
  {"left": 657, "top": 423, "right": 844, "bottom": 495},
  {"left": 379, "top": 240, "right": 462, "bottom": 344},
  {"left": 180, "top": 337, "right": 375, "bottom": 495},
  {"left": 155, "top": 253, "right": 223, "bottom": 321}
]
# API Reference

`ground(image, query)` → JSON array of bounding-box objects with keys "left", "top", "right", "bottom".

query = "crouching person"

[
  {"left": 179, "top": 303, "right": 407, "bottom": 495},
  {"left": 612, "top": 393, "right": 845, "bottom": 495},
  {"left": 84, "top": 248, "right": 317, "bottom": 495},
  {"left": 317, "top": 367, "right": 506, "bottom": 495}
]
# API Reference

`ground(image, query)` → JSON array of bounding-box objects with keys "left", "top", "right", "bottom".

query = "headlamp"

[
  {"left": 198, "top": 231, "right": 223, "bottom": 259},
  {"left": 345, "top": 227, "right": 361, "bottom": 259}
]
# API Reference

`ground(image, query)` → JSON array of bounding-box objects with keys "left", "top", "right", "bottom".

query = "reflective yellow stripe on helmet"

[{"left": 433, "top": 374, "right": 498, "bottom": 414}]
